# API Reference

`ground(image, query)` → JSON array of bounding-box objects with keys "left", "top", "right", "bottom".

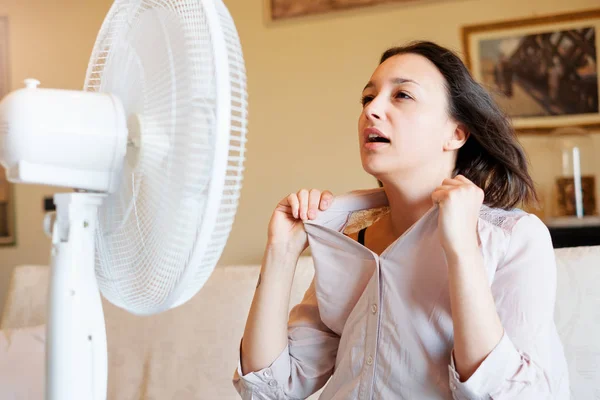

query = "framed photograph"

[
  {"left": 462, "top": 9, "right": 600, "bottom": 132},
  {"left": 0, "top": 16, "right": 14, "bottom": 246},
  {"left": 269, "top": 0, "right": 444, "bottom": 21}
]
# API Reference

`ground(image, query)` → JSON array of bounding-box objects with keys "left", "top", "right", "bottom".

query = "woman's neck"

[{"left": 380, "top": 168, "right": 452, "bottom": 238}]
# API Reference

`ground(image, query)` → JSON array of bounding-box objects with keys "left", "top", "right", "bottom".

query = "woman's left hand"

[{"left": 431, "top": 175, "right": 484, "bottom": 258}]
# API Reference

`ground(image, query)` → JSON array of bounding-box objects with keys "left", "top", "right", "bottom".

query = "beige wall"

[
  {"left": 0, "top": 0, "right": 115, "bottom": 315},
  {"left": 0, "top": 0, "right": 599, "bottom": 314}
]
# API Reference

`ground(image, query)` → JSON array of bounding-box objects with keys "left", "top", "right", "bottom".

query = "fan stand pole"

[{"left": 45, "top": 192, "right": 108, "bottom": 400}]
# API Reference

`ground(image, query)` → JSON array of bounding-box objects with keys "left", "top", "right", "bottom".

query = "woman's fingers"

[
  {"left": 320, "top": 190, "right": 334, "bottom": 211},
  {"left": 431, "top": 188, "right": 445, "bottom": 204},
  {"left": 441, "top": 178, "right": 462, "bottom": 186},
  {"left": 454, "top": 174, "right": 474, "bottom": 185},
  {"left": 287, "top": 193, "right": 300, "bottom": 219},
  {"left": 307, "top": 189, "right": 321, "bottom": 220},
  {"left": 285, "top": 189, "right": 334, "bottom": 221},
  {"left": 297, "top": 189, "right": 309, "bottom": 220},
  {"left": 432, "top": 185, "right": 455, "bottom": 205}
]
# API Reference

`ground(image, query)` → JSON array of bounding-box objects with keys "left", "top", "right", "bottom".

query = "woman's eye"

[
  {"left": 360, "top": 95, "right": 373, "bottom": 106},
  {"left": 395, "top": 91, "right": 412, "bottom": 100}
]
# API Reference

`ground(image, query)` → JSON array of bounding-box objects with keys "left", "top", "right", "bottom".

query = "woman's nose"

[
  {"left": 365, "top": 97, "right": 384, "bottom": 121},
  {"left": 365, "top": 102, "right": 383, "bottom": 121},
  {"left": 367, "top": 110, "right": 381, "bottom": 120}
]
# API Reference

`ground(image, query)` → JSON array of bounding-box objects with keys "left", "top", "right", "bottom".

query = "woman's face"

[{"left": 358, "top": 53, "right": 459, "bottom": 181}]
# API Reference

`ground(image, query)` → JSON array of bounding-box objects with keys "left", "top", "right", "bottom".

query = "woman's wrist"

[
  {"left": 443, "top": 237, "right": 480, "bottom": 266},
  {"left": 266, "top": 239, "right": 306, "bottom": 258},
  {"left": 262, "top": 242, "right": 304, "bottom": 275}
]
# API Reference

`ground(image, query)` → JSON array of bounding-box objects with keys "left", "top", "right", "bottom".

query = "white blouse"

[{"left": 234, "top": 187, "right": 570, "bottom": 399}]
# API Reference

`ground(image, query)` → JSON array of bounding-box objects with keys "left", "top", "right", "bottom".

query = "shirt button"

[
  {"left": 263, "top": 369, "right": 272, "bottom": 378},
  {"left": 366, "top": 355, "right": 373, "bottom": 366},
  {"left": 450, "top": 383, "right": 456, "bottom": 390},
  {"left": 268, "top": 380, "right": 277, "bottom": 387},
  {"left": 371, "top": 304, "right": 378, "bottom": 314}
]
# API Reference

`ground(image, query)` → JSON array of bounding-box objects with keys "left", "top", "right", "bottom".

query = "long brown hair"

[{"left": 379, "top": 41, "right": 538, "bottom": 210}]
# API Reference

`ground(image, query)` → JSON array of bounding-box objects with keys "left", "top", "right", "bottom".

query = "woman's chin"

[
  {"left": 362, "top": 157, "right": 407, "bottom": 179},
  {"left": 362, "top": 161, "right": 389, "bottom": 177}
]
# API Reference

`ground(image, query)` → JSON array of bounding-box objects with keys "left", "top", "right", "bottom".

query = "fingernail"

[
  {"left": 308, "top": 210, "right": 316, "bottom": 219},
  {"left": 322, "top": 200, "right": 329, "bottom": 207}
]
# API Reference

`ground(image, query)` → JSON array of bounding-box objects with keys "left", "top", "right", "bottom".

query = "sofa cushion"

[
  {"left": 0, "top": 325, "right": 45, "bottom": 400},
  {"left": 0, "top": 257, "right": 316, "bottom": 400},
  {"left": 554, "top": 246, "right": 600, "bottom": 399}
]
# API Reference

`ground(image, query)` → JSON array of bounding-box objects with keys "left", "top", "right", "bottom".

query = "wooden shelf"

[{"left": 545, "top": 218, "right": 600, "bottom": 248}]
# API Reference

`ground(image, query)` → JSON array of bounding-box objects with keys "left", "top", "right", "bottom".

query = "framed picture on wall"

[
  {"left": 0, "top": 16, "right": 14, "bottom": 246},
  {"left": 269, "top": 0, "right": 445, "bottom": 20},
  {"left": 0, "top": 166, "right": 15, "bottom": 246},
  {"left": 462, "top": 8, "right": 600, "bottom": 133}
]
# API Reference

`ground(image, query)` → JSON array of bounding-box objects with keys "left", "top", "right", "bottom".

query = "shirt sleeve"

[
  {"left": 233, "top": 279, "right": 340, "bottom": 399},
  {"left": 448, "top": 214, "right": 570, "bottom": 399}
]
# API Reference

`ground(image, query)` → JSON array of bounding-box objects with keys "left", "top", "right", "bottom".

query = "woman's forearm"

[
  {"left": 446, "top": 245, "right": 504, "bottom": 381},
  {"left": 240, "top": 243, "right": 302, "bottom": 375}
]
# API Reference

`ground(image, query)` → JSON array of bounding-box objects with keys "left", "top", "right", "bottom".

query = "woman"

[{"left": 234, "top": 41, "right": 569, "bottom": 399}]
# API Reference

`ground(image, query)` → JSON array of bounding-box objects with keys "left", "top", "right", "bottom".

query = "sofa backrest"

[
  {"left": 553, "top": 246, "right": 600, "bottom": 399},
  {"left": 0, "top": 257, "right": 316, "bottom": 400}
]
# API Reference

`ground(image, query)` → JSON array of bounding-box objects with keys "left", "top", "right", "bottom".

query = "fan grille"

[
  {"left": 86, "top": 0, "right": 247, "bottom": 315},
  {"left": 174, "top": 0, "right": 248, "bottom": 307}
]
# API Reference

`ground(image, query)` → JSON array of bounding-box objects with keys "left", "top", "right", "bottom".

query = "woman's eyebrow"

[{"left": 362, "top": 77, "right": 420, "bottom": 91}]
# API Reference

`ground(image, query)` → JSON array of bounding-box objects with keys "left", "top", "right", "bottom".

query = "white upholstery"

[
  {"left": 1, "top": 247, "right": 599, "bottom": 399},
  {"left": 0, "top": 324, "right": 45, "bottom": 400},
  {"left": 0, "top": 257, "right": 316, "bottom": 400},
  {"left": 553, "top": 246, "right": 600, "bottom": 399}
]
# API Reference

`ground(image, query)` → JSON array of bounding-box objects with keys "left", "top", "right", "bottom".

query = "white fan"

[{"left": 0, "top": 0, "right": 248, "bottom": 399}]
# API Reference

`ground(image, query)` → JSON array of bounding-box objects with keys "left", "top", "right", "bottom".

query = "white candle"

[{"left": 572, "top": 146, "right": 583, "bottom": 218}]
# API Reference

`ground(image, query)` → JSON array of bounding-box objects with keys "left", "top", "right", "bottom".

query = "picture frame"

[
  {"left": 268, "top": 0, "right": 442, "bottom": 21},
  {"left": 461, "top": 9, "right": 600, "bottom": 133},
  {"left": 0, "top": 16, "right": 15, "bottom": 246}
]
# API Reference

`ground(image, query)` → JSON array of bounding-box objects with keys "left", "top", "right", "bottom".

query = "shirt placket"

[{"left": 358, "top": 255, "right": 383, "bottom": 400}]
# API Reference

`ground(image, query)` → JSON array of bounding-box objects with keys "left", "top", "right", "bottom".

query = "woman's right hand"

[{"left": 267, "top": 189, "right": 334, "bottom": 254}]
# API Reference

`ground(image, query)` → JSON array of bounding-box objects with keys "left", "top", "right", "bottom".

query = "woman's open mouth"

[{"left": 363, "top": 127, "right": 390, "bottom": 149}]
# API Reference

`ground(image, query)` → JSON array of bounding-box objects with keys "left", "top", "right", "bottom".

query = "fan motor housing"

[{"left": 0, "top": 80, "right": 128, "bottom": 192}]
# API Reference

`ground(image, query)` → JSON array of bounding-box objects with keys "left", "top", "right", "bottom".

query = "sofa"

[{"left": 1, "top": 247, "right": 599, "bottom": 399}]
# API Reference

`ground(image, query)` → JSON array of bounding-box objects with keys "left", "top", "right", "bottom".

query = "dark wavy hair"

[{"left": 377, "top": 41, "right": 538, "bottom": 210}]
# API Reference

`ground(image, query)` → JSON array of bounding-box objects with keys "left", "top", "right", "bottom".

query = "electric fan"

[{"left": 0, "top": 0, "right": 248, "bottom": 399}]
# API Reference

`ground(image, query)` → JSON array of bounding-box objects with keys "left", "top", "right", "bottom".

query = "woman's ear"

[{"left": 444, "top": 124, "right": 469, "bottom": 151}]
